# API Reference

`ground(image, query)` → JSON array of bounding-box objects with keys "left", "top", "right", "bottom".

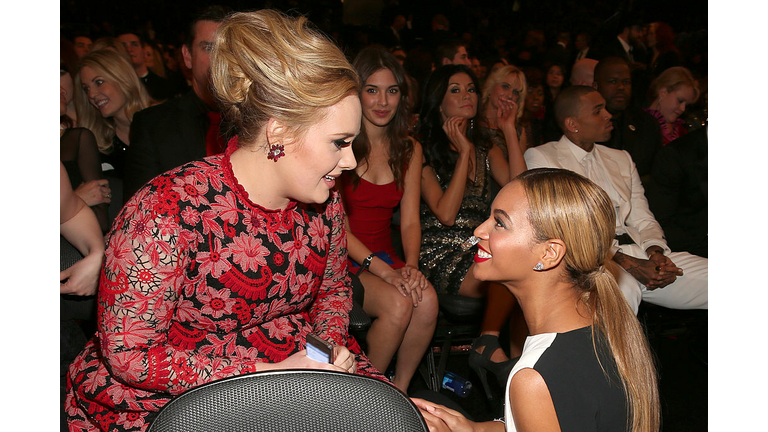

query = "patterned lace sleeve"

[
  {"left": 97, "top": 184, "right": 262, "bottom": 396},
  {"left": 309, "top": 191, "right": 352, "bottom": 347}
]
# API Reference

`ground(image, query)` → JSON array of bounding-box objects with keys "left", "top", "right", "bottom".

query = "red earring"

[{"left": 267, "top": 143, "right": 285, "bottom": 162}]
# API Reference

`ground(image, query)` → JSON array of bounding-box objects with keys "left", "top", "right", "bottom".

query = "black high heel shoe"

[{"left": 468, "top": 334, "right": 517, "bottom": 400}]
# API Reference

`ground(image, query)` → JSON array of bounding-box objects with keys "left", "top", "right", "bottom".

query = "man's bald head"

[{"left": 570, "top": 58, "right": 598, "bottom": 86}]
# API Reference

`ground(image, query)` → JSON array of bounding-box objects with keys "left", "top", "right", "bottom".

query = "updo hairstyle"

[{"left": 210, "top": 9, "right": 361, "bottom": 147}]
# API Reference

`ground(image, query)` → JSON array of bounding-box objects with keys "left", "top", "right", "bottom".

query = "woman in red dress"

[
  {"left": 341, "top": 47, "right": 438, "bottom": 393},
  {"left": 66, "top": 10, "right": 384, "bottom": 431}
]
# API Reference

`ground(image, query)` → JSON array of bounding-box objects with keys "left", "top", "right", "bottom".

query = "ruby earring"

[{"left": 267, "top": 143, "right": 285, "bottom": 162}]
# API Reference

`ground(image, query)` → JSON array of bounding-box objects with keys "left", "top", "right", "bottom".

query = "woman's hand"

[
  {"left": 496, "top": 97, "right": 519, "bottom": 135},
  {"left": 400, "top": 265, "right": 433, "bottom": 306},
  {"left": 60, "top": 252, "right": 103, "bottom": 296},
  {"left": 381, "top": 268, "right": 422, "bottom": 307},
  {"left": 412, "top": 398, "right": 478, "bottom": 432},
  {"left": 332, "top": 346, "right": 357, "bottom": 374},
  {"left": 76, "top": 179, "right": 111, "bottom": 206},
  {"left": 442, "top": 116, "right": 473, "bottom": 156}
]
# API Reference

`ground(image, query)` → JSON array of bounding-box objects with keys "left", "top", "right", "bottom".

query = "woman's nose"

[{"left": 339, "top": 145, "right": 357, "bottom": 171}]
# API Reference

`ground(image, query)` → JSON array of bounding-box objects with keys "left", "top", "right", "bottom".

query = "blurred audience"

[
  {"left": 570, "top": 58, "right": 598, "bottom": 86},
  {"left": 647, "top": 22, "right": 682, "bottom": 81},
  {"left": 124, "top": 5, "right": 230, "bottom": 202},
  {"left": 72, "top": 34, "right": 93, "bottom": 60},
  {"left": 117, "top": 30, "right": 179, "bottom": 101}
]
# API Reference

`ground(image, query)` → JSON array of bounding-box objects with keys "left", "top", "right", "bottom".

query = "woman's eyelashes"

[
  {"left": 333, "top": 138, "right": 353, "bottom": 149},
  {"left": 494, "top": 216, "right": 506, "bottom": 229}
]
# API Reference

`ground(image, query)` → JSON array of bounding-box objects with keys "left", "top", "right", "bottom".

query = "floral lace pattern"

[{"left": 66, "top": 142, "right": 382, "bottom": 431}]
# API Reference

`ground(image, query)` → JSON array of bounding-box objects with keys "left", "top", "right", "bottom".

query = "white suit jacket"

[{"left": 524, "top": 136, "right": 669, "bottom": 257}]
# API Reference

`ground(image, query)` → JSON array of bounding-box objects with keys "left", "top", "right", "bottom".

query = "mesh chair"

[{"left": 148, "top": 369, "right": 428, "bottom": 432}]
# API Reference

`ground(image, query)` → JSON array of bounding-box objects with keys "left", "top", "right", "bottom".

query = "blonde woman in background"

[
  {"left": 644, "top": 66, "right": 700, "bottom": 145},
  {"left": 74, "top": 49, "right": 151, "bottom": 180},
  {"left": 469, "top": 64, "right": 530, "bottom": 394}
]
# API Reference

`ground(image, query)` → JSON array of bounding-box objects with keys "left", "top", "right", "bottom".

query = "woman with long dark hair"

[
  {"left": 417, "top": 64, "right": 526, "bottom": 299},
  {"left": 341, "top": 47, "right": 438, "bottom": 392}
]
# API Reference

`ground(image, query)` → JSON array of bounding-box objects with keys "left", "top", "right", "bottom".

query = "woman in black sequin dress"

[{"left": 417, "top": 65, "right": 526, "bottom": 297}]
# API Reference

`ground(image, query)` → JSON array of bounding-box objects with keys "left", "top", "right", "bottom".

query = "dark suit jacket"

[
  {"left": 141, "top": 69, "right": 182, "bottom": 102},
  {"left": 123, "top": 90, "right": 211, "bottom": 201},
  {"left": 645, "top": 126, "right": 707, "bottom": 257},
  {"left": 597, "top": 106, "right": 662, "bottom": 183}
]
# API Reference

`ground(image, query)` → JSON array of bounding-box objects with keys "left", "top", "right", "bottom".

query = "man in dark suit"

[
  {"left": 645, "top": 125, "right": 708, "bottom": 258},
  {"left": 123, "top": 6, "right": 231, "bottom": 202},
  {"left": 593, "top": 57, "right": 661, "bottom": 185}
]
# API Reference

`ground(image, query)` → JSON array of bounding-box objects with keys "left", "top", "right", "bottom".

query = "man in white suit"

[{"left": 524, "top": 85, "right": 707, "bottom": 313}]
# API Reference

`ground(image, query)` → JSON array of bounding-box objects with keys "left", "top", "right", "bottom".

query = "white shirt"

[{"left": 568, "top": 143, "right": 626, "bottom": 235}]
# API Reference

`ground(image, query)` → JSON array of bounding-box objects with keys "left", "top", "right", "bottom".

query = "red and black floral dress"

[{"left": 66, "top": 142, "right": 383, "bottom": 431}]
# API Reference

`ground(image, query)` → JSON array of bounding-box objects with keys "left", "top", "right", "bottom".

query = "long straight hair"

[
  {"left": 518, "top": 168, "right": 660, "bottom": 432},
  {"left": 349, "top": 47, "right": 413, "bottom": 190}
]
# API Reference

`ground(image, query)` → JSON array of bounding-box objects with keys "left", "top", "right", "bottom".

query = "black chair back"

[{"left": 148, "top": 369, "right": 428, "bottom": 432}]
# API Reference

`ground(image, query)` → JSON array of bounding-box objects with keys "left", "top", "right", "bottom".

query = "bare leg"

[
  {"left": 392, "top": 284, "right": 439, "bottom": 392},
  {"left": 360, "top": 272, "right": 412, "bottom": 376}
]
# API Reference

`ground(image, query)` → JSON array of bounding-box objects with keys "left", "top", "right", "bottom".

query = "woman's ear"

[
  {"left": 539, "top": 239, "right": 566, "bottom": 270},
  {"left": 266, "top": 118, "right": 287, "bottom": 148}
]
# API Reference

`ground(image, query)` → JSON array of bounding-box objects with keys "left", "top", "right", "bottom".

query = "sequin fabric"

[{"left": 419, "top": 146, "right": 492, "bottom": 295}]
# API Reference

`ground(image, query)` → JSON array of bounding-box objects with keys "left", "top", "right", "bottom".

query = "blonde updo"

[{"left": 210, "top": 9, "right": 361, "bottom": 145}]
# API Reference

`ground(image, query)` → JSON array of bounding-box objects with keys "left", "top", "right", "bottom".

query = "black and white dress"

[{"left": 504, "top": 326, "right": 629, "bottom": 432}]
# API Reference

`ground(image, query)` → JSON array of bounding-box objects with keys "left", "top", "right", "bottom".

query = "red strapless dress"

[{"left": 342, "top": 176, "right": 406, "bottom": 269}]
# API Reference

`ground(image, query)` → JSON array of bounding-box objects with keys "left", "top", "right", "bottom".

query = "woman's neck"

[
  {"left": 230, "top": 143, "right": 291, "bottom": 210},
  {"left": 113, "top": 117, "right": 131, "bottom": 145},
  {"left": 363, "top": 118, "right": 389, "bottom": 145},
  {"left": 508, "top": 279, "right": 592, "bottom": 335}
]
